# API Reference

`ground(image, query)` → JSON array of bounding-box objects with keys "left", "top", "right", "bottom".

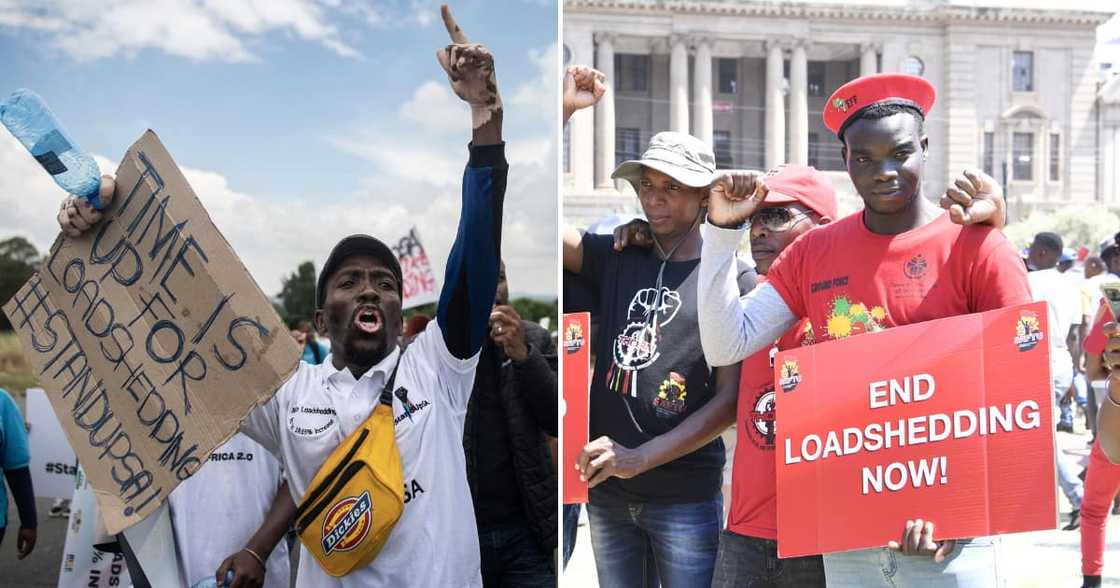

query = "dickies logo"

[
  {"left": 321, "top": 491, "right": 373, "bottom": 555},
  {"left": 1014, "top": 311, "right": 1044, "bottom": 352},
  {"left": 779, "top": 359, "right": 802, "bottom": 392},
  {"left": 904, "top": 254, "right": 928, "bottom": 280},
  {"left": 564, "top": 322, "right": 585, "bottom": 354},
  {"left": 832, "top": 95, "right": 857, "bottom": 113}
]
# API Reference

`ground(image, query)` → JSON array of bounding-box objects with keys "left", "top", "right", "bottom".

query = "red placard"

[
  {"left": 775, "top": 302, "right": 1056, "bottom": 558},
  {"left": 563, "top": 312, "right": 591, "bottom": 504}
]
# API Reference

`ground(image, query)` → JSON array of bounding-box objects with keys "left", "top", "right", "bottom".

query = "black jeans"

[
  {"left": 711, "top": 530, "right": 826, "bottom": 588},
  {"left": 479, "top": 519, "right": 555, "bottom": 588}
]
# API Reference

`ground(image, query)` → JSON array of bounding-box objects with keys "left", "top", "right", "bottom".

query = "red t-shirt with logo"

[
  {"left": 728, "top": 293, "right": 812, "bottom": 539},
  {"left": 767, "top": 212, "right": 1031, "bottom": 344}
]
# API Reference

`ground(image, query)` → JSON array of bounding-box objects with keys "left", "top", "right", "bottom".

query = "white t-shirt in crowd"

[
  {"left": 168, "top": 433, "right": 290, "bottom": 588},
  {"left": 241, "top": 321, "right": 483, "bottom": 588},
  {"left": 1028, "top": 267, "right": 1083, "bottom": 382}
]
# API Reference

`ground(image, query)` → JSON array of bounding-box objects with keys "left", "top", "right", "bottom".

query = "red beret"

[
  {"left": 761, "top": 165, "right": 838, "bottom": 221},
  {"left": 823, "top": 73, "right": 936, "bottom": 136}
]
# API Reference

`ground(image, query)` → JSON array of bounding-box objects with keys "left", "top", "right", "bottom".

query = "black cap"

[{"left": 316, "top": 235, "right": 403, "bottom": 309}]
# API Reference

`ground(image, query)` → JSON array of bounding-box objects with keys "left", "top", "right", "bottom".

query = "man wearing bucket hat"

[
  {"left": 563, "top": 82, "right": 756, "bottom": 583},
  {"left": 56, "top": 6, "right": 506, "bottom": 588},
  {"left": 697, "top": 73, "right": 1030, "bottom": 587}
]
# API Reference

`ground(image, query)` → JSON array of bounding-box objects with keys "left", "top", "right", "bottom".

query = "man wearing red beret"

[{"left": 697, "top": 73, "right": 1029, "bottom": 587}]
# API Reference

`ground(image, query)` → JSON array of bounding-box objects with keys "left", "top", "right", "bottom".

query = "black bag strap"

[
  {"left": 310, "top": 341, "right": 323, "bottom": 364},
  {"left": 379, "top": 350, "right": 403, "bottom": 407}
]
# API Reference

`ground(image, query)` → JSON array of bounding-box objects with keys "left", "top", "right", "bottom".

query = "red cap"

[
  {"left": 823, "top": 73, "right": 935, "bottom": 136},
  {"left": 761, "top": 165, "right": 838, "bottom": 221}
]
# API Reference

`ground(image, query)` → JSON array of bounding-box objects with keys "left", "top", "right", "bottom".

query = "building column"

[
  {"left": 860, "top": 43, "right": 879, "bottom": 77},
  {"left": 789, "top": 41, "right": 808, "bottom": 166},
  {"left": 692, "top": 37, "right": 714, "bottom": 147},
  {"left": 566, "top": 32, "right": 595, "bottom": 194},
  {"left": 594, "top": 32, "right": 616, "bottom": 189},
  {"left": 670, "top": 34, "right": 690, "bottom": 134},
  {"left": 765, "top": 40, "right": 786, "bottom": 169}
]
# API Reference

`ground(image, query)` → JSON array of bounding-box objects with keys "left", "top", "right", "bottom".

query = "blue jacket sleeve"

[{"left": 436, "top": 142, "right": 507, "bottom": 359}]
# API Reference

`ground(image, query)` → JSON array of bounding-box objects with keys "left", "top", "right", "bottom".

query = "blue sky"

[{"left": 0, "top": 0, "right": 558, "bottom": 297}]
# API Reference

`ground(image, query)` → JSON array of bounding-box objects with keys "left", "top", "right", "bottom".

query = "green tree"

[
  {"left": 1003, "top": 205, "right": 1120, "bottom": 253},
  {"left": 278, "top": 261, "right": 317, "bottom": 327},
  {"left": 0, "top": 237, "right": 41, "bottom": 331},
  {"left": 512, "top": 297, "right": 559, "bottom": 331}
]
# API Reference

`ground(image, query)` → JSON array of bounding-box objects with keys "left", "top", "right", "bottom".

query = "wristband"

[{"left": 241, "top": 547, "right": 265, "bottom": 569}]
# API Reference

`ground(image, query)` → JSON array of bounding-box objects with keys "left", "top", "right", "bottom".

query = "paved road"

[{"left": 563, "top": 426, "right": 1120, "bottom": 587}]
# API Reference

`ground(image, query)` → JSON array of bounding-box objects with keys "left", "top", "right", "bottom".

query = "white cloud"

[
  {"left": 0, "top": 0, "right": 360, "bottom": 62},
  {"left": 398, "top": 81, "right": 472, "bottom": 137},
  {"left": 510, "top": 44, "right": 559, "bottom": 116}
]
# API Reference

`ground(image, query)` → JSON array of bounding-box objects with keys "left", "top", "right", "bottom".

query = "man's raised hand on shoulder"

[
  {"left": 436, "top": 4, "right": 501, "bottom": 136},
  {"left": 58, "top": 175, "right": 115, "bottom": 237},
  {"left": 563, "top": 65, "right": 606, "bottom": 125},
  {"left": 941, "top": 169, "right": 1006, "bottom": 229},
  {"left": 706, "top": 170, "right": 769, "bottom": 230}
]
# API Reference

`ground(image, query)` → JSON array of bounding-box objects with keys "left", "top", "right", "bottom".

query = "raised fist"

[
  {"left": 563, "top": 65, "right": 606, "bottom": 123},
  {"left": 940, "top": 169, "right": 1006, "bottom": 229},
  {"left": 706, "top": 170, "right": 769, "bottom": 229}
]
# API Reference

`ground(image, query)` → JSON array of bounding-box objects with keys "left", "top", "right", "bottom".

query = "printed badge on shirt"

[
  {"left": 288, "top": 404, "right": 338, "bottom": 438},
  {"left": 606, "top": 285, "right": 682, "bottom": 396}
]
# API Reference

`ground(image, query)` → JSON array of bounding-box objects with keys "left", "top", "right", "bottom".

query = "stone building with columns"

[{"left": 563, "top": 0, "right": 1114, "bottom": 228}]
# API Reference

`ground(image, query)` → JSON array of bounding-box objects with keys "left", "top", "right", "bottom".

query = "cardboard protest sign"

[
  {"left": 389, "top": 226, "right": 440, "bottom": 310},
  {"left": 562, "top": 312, "right": 590, "bottom": 504},
  {"left": 2, "top": 130, "right": 300, "bottom": 534},
  {"left": 775, "top": 302, "right": 1056, "bottom": 558},
  {"left": 26, "top": 387, "right": 78, "bottom": 499}
]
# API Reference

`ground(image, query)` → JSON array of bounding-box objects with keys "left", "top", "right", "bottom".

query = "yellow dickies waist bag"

[{"left": 293, "top": 360, "right": 405, "bottom": 577}]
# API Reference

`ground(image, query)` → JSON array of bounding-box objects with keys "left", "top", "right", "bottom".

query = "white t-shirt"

[
  {"left": 241, "top": 322, "right": 482, "bottom": 588},
  {"left": 168, "top": 433, "right": 290, "bottom": 588},
  {"left": 1028, "top": 267, "right": 1083, "bottom": 382}
]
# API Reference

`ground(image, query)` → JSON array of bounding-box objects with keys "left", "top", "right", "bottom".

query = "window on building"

[
  {"left": 808, "top": 62, "right": 826, "bottom": 97},
  {"left": 714, "top": 131, "right": 733, "bottom": 168},
  {"left": 1049, "top": 133, "right": 1060, "bottom": 182},
  {"left": 1013, "top": 132, "right": 1033, "bottom": 181},
  {"left": 616, "top": 127, "right": 642, "bottom": 167},
  {"left": 982, "top": 132, "right": 994, "bottom": 177},
  {"left": 902, "top": 56, "right": 925, "bottom": 77},
  {"left": 718, "top": 58, "right": 738, "bottom": 94},
  {"left": 614, "top": 54, "right": 650, "bottom": 92},
  {"left": 1013, "top": 51, "right": 1034, "bottom": 92},
  {"left": 808, "top": 132, "right": 820, "bottom": 168}
]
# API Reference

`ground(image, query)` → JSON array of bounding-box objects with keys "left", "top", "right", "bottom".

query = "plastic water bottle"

[
  {"left": 190, "top": 570, "right": 235, "bottom": 588},
  {"left": 0, "top": 89, "right": 103, "bottom": 209}
]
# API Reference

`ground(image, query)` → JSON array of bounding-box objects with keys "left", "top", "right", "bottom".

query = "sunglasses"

[{"left": 748, "top": 206, "right": 813, "bottom": 232}]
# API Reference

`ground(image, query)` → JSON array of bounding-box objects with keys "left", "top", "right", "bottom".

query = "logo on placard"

[
  {"left": 904, "top": 254, "right": 928, "bottom": 280},
  {"left": 779, "top": 360, "right": 802, "bottom": 392},
  {"left": 1014, "top": 311, "right": 1044, "bottom": 352},
  {"left": 564, "top": 322, "right": 585, "bottom": 354},
  {"left": 322, "top": 491, "right": 373, "bottom": 555}
]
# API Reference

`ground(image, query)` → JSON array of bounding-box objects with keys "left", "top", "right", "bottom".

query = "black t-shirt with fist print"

[{"left": 579, "top": 232, "right": 755, "bottom": 503}]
